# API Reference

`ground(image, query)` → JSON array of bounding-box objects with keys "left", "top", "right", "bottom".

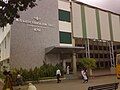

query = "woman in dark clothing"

[{"left": 3, "top": 70, "right": 13, "bottom": 90}]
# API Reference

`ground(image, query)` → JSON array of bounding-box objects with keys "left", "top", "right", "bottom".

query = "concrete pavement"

[
  {"left": 14, "top": 75, "right": 120, "bottom": 90},
  {"left": 0, "top": 82, "right": 3, "bottom": 90}
]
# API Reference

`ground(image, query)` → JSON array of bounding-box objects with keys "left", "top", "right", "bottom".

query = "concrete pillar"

[
  {"left": 63, "top": 60, "right": 66, "bottom": 72},
  {"left": 72, "top": 53, "right": 77, "bottom": 74}
]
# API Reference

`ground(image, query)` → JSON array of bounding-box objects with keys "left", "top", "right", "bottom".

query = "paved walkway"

[
  {"left": 14, "top": 75, "right": 120, "bottom": 90},
  {"left": 0, "top": 82, "right": 3, "bottom": 90}
]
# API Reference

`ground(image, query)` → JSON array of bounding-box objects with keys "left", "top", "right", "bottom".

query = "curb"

[
  {"left": 24, "top": 78, "right": 66, "bottom": 84},
  {"left": 0, "top": 79, "right": 4, "bottom": 84},
  {"left": 90, "top": 74, "right": 115, "bottom": 78}
]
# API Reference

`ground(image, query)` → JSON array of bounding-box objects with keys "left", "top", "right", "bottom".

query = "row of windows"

[
  {"left": 76, "top": 44, "right": 120, "bottom": 51},
  {"left": 96, "top": 61, "right": 111, "bottom": 68},
  {"left": 59, "top": 32, "right": 120, "bottom": 50},
  {"left": 76, "top": 44, "right": 110, "bottom": 50},
  {"left": 77, "top": 53, "right": 110, "bottom": 58}
]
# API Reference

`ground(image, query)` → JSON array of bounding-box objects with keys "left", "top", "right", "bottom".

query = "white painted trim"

[
  {"left": 60, "top": 43, "right": 73, "bottom": 47},
  {"left": 58, "top": 0, "right": 70, "bottom": 11},
  {"left": 59, "top": 21, "right": 71, "bottom": 33}
]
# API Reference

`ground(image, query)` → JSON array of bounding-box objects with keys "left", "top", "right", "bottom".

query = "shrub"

[
  {"left": 11, "top": 63, "right": 63, "bottom": 82},
  {"left": 0, "top": 71, "right": 5, "bottom": 79},
  {"left": 79, "top": 58, "right": 96, "bottom": 69}
]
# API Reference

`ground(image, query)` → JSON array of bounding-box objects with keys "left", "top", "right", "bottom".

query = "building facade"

[{"left": 0, "top": 0, "right": 120, "bottom": 74}]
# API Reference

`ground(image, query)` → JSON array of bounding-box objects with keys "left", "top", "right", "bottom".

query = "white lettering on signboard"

[{"left": 16, "top": 17, "right": 54, "bottom": 32}]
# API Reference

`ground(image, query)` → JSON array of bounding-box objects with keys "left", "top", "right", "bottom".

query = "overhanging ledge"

[{"left": 45, "top": 46, "right": 85, "bottom": 54}]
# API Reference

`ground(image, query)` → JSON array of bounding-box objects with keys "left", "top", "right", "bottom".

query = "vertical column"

[
  {"left": 87, "top": 39, "right": 90, "bottom": 58},
  {"left": 108, "top": 13, "right": 113, "bottom": 41},
  {"left": 63, "top": 60, "right": 66, "bottom": 72},
  {"left": 72, "top": 53, "right": 77, "bottom": 74},
  {"left": 84, "top": 38, "right": 90, "bottom": 58},
  {"left": 70, "top": 1, "right": 77, "bottom": 75}
]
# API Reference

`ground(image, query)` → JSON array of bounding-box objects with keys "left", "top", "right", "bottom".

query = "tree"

[
  {"left": 0, "top": 0, "right": 37, "bottom": 27},
  {"left": 79, "top": 58, "right": 96, "bottom": 69},
  {"left": 79, "top": 58, "right": 96, "bottom": 76}
]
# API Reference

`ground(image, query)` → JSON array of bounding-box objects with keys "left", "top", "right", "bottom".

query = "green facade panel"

[
  {"left": 81, "top": 5, "right": 87, "bottom": 38},
  {"left": 59, "top": 9, "right": 70, "bottom": 22},
  {"left": 95, "top": 9, "right": 101, "bottom": 39},
  {"left": 108, "top": 13, "right": 114, "bottom": 41},
  {"left": 59, "top": 31, "right": 72, "bottom": 44}
]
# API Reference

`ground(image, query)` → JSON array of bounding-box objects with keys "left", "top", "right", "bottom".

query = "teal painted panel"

[
  {"left": 108, "top": 13, "right": 113, "bottom": 41},
  {"left": 81, "top": 5, "right": 87, "bottom": 38},
  {"left": 60, "top": 31, "right": 72, "bottom": 44},
  {"left": 95, "top": 9, "right": 101, "bottom": 39},
  {"left": 59, "top": 9, "right": 70, "bottom": 22}
]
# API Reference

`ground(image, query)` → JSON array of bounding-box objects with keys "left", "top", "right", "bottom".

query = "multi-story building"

[{"left": 0, "top": 0, "right": 120, "bottom": 75}]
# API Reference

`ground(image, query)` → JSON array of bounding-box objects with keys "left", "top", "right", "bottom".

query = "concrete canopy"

[{"left": 45, "top": 46, "right": 84, "bottom": 54}]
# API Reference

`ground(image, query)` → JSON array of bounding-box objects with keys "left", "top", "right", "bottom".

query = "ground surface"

[
  {"left": 0, "top": 81, "right": 3, "bottom": 90},
  {"left": 13, "top": 75, "right": 120, "bottom": 90}
]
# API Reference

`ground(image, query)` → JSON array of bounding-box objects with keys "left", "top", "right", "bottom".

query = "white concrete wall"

[
  {"left": 111, "top": 14, "right": 120, "bottom": 42},
  {"left": 0, "top": 24, "right": 11, "bottom": 44},
  {"left": 58, "top": 0, "right": 70, "bottom": 11},
  {"left": 99, "top": 10, "right": 110, "bottom": 40},
  {"left": 59, "top": 21, "right": 71, "bottom": 32},
  {"left": 0, "top": 32, "right": 10, "bottom": 61},
  {"left": 0, "top": 24, "right": 11, "bottom": 62},
  {"left": 72, "top": 2, "right": 83, "bottom": 38},
  {"left": 58, "top": 1, "right": 71, "bottom": 33},
  {"left": 85, "top": 6, "right": 98, "bottom": 39}
]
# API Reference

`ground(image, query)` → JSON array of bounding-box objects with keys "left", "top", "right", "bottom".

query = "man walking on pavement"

[{"left": 56, "top": 69, "right": 61, "bottom": 83}]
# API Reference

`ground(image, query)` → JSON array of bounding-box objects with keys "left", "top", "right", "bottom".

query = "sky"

[{"left": 76, "top": 0, "right": 120, "bottom": 14}]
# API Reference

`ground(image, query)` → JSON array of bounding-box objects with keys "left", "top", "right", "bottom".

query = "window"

[
  {"left": 104, "top": 54, "right": 108, "bottom": 58},
  {"left": 113, "top": 46, "right": 115, "bottom": 50},
  {"left": 96, "top": 62, "right": 99, "bottom": 68},
  {"left": 5, "top": 37, "right": 6, "bottom": 49},
  {"left": 76, "top": 44, "right": 82, "bottom": 47},
  {"left": 59, "top": 9, "right": 70, "bottom": 22},
  {"left": 105, "top": 61, "right": 110, "bottom": 68},
  {"left": 89, "top": 45, "right": 93, "bottom": 50},
  {"left": 117, "top": 45, "right": 120, "bottom": 49},
  {"left": 95, "top": 54, "right": 98, "bottom": 58},
  {"left": 99, "top": 46, "right": 102, "bottom": 50},
  {"left": 59, "top": 31, "right": 72, "bottom": 44},
  {"left": 77, "top": 53, "right": 83, "bottom": 58},
  {"left": 100, "top": 61, "right": 104, "bottom": 67},
  {"left": 100, "top": 54, "right": 103, "bottom": 58},
  {"left": 103, "top": 46, "right": 107, "bottom": 50},
  {"left": 90, "top": 53, "right": 93, "bottom": 58},
  {"left": 94, "top": 45, "right": 98, "bottom": 50}
]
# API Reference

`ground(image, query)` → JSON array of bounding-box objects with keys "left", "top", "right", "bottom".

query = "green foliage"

[
  {"left": 79, "top": 58, "right": 96, "bottom": 69},
  {"left": 11, "top": 63, "right": 63, "bottom": 82},
  {"left": 0, "top": 0, "right": 37, "bottom": 27},
  {"left": 0, "top": 70, "right": 5, "bottom": 79}
]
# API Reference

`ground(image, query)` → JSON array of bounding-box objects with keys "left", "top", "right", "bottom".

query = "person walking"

[
  {"left": 66, "top": 66, "right": 70, "bottom": 75},
  {"left": 56, "top": 69, "right": 61, "bottom": 83},
  {"left": 84, "top": 68, "right": 88, "bottom": 82},
  {"left": 3, "top": 70, "right": 13, "bottom": 90},
  {"left": 66, "top": 66, "right": 70, "bottom": 80},
  {"left": 16, "top": 73, "right": 23, "bottom": 86},
  {"left": 81, "top": 68, "right": 88, "bottom": 83}
]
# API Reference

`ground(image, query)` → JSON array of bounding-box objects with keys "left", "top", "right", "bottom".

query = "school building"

[{"left": 0, "top": 0, "right": 120, "bottom": 75}]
